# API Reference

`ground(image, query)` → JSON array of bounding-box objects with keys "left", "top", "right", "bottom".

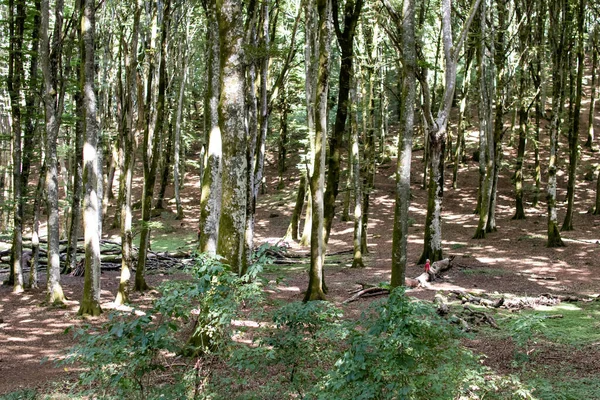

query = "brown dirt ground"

[{"left": 1, "top": 109, "right": 600, "bottom": 394}]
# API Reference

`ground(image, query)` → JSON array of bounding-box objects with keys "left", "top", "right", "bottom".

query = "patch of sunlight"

[
  {"left": 19, "top": 319, "right": 36, "bottom": 324},
  {"left": 275, "top": 286, "right": 301, "bottom": 292}
]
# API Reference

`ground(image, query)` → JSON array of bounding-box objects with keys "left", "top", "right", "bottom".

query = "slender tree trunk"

[
  {"left": 65, "top": 2, "right": 84, "bottom": 274},
  {"left": 419, "top": 0, "right": 482, "bottom": 263},
  {"left": 115, "top": 1, "right": 140, "bottom": 305},
  {"left": 473, "top": 0, "right": 494, "bottom": 239},
  {"left": 350, "top": 73, "right": 363, "bottom": 268},
  {"left": 29, "top": 160, "right": 46, "bottom": 289},
  {"left": 277, "top": 85, "right": 289, "bottom": 190},
  {"left": 284, "top": 175, "right": 306, "bottom": 242},
  {"left": 216, "top": 0, "right": 248, "bottom": 273},
  {"left": 198, "top": 0, "right": 222, "bottom": 255},
  {"left": 7, "top": 0, "right": 26, "bottom": 292},
  {"left": 78, "top": 0, "right": 102, "bottom": 316},
  {"left": 300, "top": 187, "right": 312, "bottom": 246},
  {"left": 585, "top": 33, "right": 597, "bottom": 150},
  {"left": 452, "top": 49, "right": 473, "bottom": 189},
  {"left": 41, "top": 0, "right": 66, "bottom": 304},
  {"left": 155, "top": 121, "right": 173, "bottom": 211},
  {"left": 304, "top": 0, "right": 330, "bottom": 302},
  {"left": 174, "top": 36, "right": 187, "bottom": 220},
  {"left": 136, "top": 0, "right": 171, "bottom": 290},
  {"left": 546, "top": 0, "right": 566, "bottom": 247},
  {"left": 561, "top": 0, "right": 585, "bottom": 232},
  {"left": 360, "top": 22, "right": 378, "bottom": 255},
  {"left": 390, "top": 0, "right": 415, "bottom": 288},
  {"left": 323, "top": 0, "right": 363, "bottom": 243}
]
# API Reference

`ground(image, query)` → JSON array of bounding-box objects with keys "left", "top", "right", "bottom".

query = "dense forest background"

[{"left": 1, "top": 0, "right": 600, "bottom": 398}]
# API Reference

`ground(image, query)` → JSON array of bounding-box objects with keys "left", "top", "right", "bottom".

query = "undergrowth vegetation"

[{"left": 44, "top": 249, "right": 539, "bottom": 400}]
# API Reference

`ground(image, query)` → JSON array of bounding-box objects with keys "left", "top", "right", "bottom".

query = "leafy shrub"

[
  {"left": 59, "top": 254, "right": 264, "bottom": 399},
  {"left": 231, "top": 301, "right": 347, "bottom": 398}
]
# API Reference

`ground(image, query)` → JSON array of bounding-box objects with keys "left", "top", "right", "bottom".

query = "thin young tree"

[
  {"left": 561, "top": 0, "right": 585, "bottom": 232},
  {"left": 546, "top": 0, "right": 566, "bottom": 247},
  {"left": 323, "top": 0, "right": 363, "bottom": 243},
  {"left": 115, "top": 0, "right": 141, "bottom": 306},
  {"left": 418, "top": 0, "right": 482, "bottom": 263},
  {"left": 136, "top": 0, "right": 171, "bottom": 290},
  {"left": 78, "top": 0, "right": 102, "bottom": 316},
  {"left": 198, "top": 0, "right": 222, "bottom": 255},
  {"left": 383, "top": 0, "right": 416, "bottom": 288},
  {"left": 41, "top": 0, "right": 66, "bottom": 303},
  {"left": 304, "top": 0, "right": 331, "bottom": 302},
  {"left": 7, "top": 0, "right": 26, "bottom": 292}
]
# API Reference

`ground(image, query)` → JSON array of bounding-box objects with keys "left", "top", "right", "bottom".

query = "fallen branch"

[
  {"left": 449, "top": 290, "right": 504, "bottom": 308},
  {"left": 342, "top": 287, "right": 389, "bottom": 304}
]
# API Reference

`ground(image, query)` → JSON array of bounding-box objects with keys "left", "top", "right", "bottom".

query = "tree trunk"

[
  {"left": 29, "top": 160, "right": 46, "bottom": 289},
  {"left": 304, "top": 0, "right": 330, "bottom": 302},
  {"left": 174, "top": 33, "right": 187, "bottom": 220},
  {"left": 277, "top": 85, "right": 289, "bottom": 190},
  {"left": 198, "top": 0, "right": 222, "bottom": 256},
  {"left": 115, "top": 1, "right": 140, "bottom": 306},
  {"left": 78, "top": 0, "right": 102, "bottom": 317},
  {"left": 546, "top": 0, "right": 566, "bottom": 247},
  {"left": 561, "top": 0, "right": 585, "bottom": 232},
  {"left": 136, "top": 0, "right": 170, "bottom": 290},
  {"left": 216, "top": 0, "right": 248, "bottom": 273},
  {"left": 7, "top": 0, "right": 26, "bottom": 292},
  {"left": 350, "top": 74, "right": 364, "bottom": 269},
  {"left": 323, "top": 0, "right": 363, "bottom": 244},
  {"left": 473, "top": 0, "right": 494, "bottom": 239},
  {"left": 452, "top": 48, "right": 473, "bottom": 189},
  {"left": 41, "top": 0, "right": 66, "bottom": 304},
  {"left": 390, "top": 0, "right": 416, "bottom": 288},
  {"left": 585, "top": 32, "right": 597, "bottom": 150},
  {"left": 419, "top": 0, "right": 482, "bottom": 263},
  {"left": 284, "top": 175, "right": 306, "bottom": 242}
]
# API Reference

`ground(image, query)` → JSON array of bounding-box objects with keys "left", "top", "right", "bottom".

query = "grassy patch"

[
  {"left": 527, "top": 377, "right": 600, "bottom": 400},
  {"left": 522, "top": 302, "right": 600, "bottom": 346}
]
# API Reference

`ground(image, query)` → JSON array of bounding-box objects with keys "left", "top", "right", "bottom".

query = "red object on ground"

[{"left": 424, "top": 260, "right": 431, "bottom": 273}]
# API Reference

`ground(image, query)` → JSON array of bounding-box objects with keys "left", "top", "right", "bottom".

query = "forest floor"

[{"left": 1, "top": 123, "right": 600, "bottom": 396}]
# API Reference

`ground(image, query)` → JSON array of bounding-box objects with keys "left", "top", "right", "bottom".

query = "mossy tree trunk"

[
  {"left": 41, "top": 0, "right": 66, "bottom": 304},
  {"left": 419, "top": 0, "right": 482, "bottom": 263},
  {"left": 304, "top": 0, "right": 330, "bottom": 302},
  {"left": 115, "top": 1, "right": 140, "bottom": 306},
  {"left": 385, "top": 0, "right": 416, "bottom": 288},
  {"left": 350, "top": 73, "right": 364, "bottom": 268},
  {"left": 198, "top": 0, "right": 222, "bottom": 256},
  {"left": 585, "top": 30, "right": 597, "bottom": 150},
  {"left": 473, "top": 0, "right": 494, "bottom": 240},
  {"left": 561, "top": 0, "right": 585, "bottom": 232},
  {"left": 546, "top": 0, "right": 566, "bottom": 247},
  {"left": 216, "top": 0, "right": 248, "bottom": 274},
  {"left": 78, "top": 0, "right": 102, "bottom": 317},
  {"left": 136, "top": 0, "right": 170, "bottom": 290}
]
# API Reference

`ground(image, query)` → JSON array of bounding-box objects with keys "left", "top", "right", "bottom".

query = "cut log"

[{"left": 449, "top": 290, "right": 504, "bottom": 308}]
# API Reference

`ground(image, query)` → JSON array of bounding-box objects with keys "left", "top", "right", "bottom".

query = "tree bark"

[
  {"left": 546, "top": 0, "right": 566, "bottom": 247},
  {"left": 387, "top": 0, "right": 416, "bottom": 287},
  {"left": 78, "top": 0, "right": 102, "bottom": 317},
  {"left": 561, "top": 0, "right": 585, "bottom": 232},
  {"left": 216, "top": 0, "right": 248, "bottom": 273},
  {"left": 7, "top": 0, "right": 26, "bottom": 292},
  {"left": 323, "top": 0, "right": 363, "bottom": 244},
  {"left": 304, "top": 0, "right": 330, "bottom": 302},
  {"left": 198, "top": 0, "right": 222, "bottom": 256},
  {"left": 41, "top": 0, "right": 66, "bottom": 304},
  {"left": 136, "top": 0, "right": 170, "bottom": 290},
  {"left": 115, "top": 0, "right": 141, "bottom": 306},
  {"left": 419, "top": 0, "right": 482, "bottom": 263}
]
